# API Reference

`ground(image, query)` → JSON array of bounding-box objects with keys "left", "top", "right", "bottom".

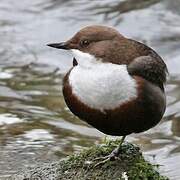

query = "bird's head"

[{"left": 47, "top": 25, "right": 126, "bottom": 66}]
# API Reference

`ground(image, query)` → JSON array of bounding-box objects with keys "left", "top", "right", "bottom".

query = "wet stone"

[{"left": 11, "top": 140, "right": 168, "bottom": 180}]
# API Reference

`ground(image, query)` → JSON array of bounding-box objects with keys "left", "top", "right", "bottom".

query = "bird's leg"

[{"left": 94, "top": 136, "right": 126, "bottom": 167}]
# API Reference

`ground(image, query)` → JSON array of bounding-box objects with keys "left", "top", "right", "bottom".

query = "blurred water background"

[{"left": 0, "top": 0, "right": 180, "bottom": 179}]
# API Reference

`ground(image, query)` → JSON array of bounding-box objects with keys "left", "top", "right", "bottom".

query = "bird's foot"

[
  {"left": 94, "top": 136, "right": 126, "bottom": 167},
  {"left": 94, "top": 147, "right": 120, "bottom": 167}
]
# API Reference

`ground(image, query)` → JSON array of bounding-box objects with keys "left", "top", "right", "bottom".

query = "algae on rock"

[{"left": 12, "top": 139, "right": 168, "bottom": 180}]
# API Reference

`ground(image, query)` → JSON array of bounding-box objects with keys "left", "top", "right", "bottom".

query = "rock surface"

[{"left": 11, "top": 139, "right": 168, "bottom": 180}]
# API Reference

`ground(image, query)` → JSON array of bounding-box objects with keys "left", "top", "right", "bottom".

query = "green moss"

[
  {"left": 56, "top": 139, "right": 168, "bottom": 180},
  {"left": 12, "top": 139, "right": 169, "bottom": 180}
]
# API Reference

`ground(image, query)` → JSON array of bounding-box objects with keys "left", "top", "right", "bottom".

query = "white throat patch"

[
  {"left": 69, "top": 63, "right": 138, "bottom": 111},
  {"left": 71, "top": 49, "right": 99, "bottom": 67}
]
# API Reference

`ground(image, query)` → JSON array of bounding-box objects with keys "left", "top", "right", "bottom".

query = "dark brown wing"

[
  {"left": 127, "top": 55, "right": 167, "bottom": 90},
  {"left": 127, "top": 40, "right": 168, "bottom": 91}
]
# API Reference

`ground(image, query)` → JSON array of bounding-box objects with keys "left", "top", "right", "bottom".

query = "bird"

[{"left": 47, "top": 25, "right": 167, "bottom": 164}]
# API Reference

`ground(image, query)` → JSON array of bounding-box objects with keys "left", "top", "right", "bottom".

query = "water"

[{"left": 0, "top": 0, "right": 180, "bottom": 179}]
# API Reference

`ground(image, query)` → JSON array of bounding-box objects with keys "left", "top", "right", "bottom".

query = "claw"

[
  {"left": 94, "top": 151, "right": 119, "bottom": 167},
  {"left": 94, "top": 157, "right": 111, "bottom": 167},
  {"left": 94, "top": 155, "right": 120, "bottom": 167},
  {"left": 94, "top": 155, "right": 109, "bottom": 161}
]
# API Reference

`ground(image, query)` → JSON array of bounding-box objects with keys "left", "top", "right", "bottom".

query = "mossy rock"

[{"left": 11, "top": 139, "right": 168, "bottom": 180}]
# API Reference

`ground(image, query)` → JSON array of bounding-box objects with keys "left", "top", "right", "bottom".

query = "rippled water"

[{"left": 0, "top": 0, "right": 180, "bottom": 179}]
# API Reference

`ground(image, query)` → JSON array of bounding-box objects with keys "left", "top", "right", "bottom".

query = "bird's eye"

[{"left": 80, "top": 39, "right": 90, "bottom": 47}]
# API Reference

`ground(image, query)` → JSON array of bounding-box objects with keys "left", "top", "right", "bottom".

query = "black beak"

[{"left": 47, "top": 42, "right": 69, "bottom": 50}]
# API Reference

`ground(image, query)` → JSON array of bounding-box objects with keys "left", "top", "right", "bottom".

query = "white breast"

[{"left": 68, "top": 63, "right": 138, "bottom": 111}]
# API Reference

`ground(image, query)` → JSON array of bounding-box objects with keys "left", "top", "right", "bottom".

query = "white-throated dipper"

[{"left": 47, "top": 25, "right": 167, "bottom": 164}]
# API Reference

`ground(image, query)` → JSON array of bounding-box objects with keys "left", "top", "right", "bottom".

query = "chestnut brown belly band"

[{"left": 63, "top": 73, "right": 166, "bottom": 136}]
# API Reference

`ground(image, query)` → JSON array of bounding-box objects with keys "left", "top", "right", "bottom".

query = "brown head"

[{"left": 47, "top": 25, "right": 140, "bottom": 65}]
